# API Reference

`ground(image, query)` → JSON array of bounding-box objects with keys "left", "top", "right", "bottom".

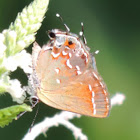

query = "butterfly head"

[{"left": 48, "top": 29, "right": 86, "bottom": 50}]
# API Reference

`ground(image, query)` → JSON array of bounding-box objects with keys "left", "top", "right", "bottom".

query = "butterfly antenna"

[
  {"left": 56, "top": 13, "right": 70, "bottom": 33},
  {"left": 79, "top": 22, "right": 87, "bottom": 45},
  {"left": 94, "top": 50, "right": 100, "bottom": 55}
]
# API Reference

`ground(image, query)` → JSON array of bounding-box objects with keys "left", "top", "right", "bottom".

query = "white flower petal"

[
  {"left": 9, "top": 30, "right": 17, "bottom": 39},
  {"left": 6, "top": 79, "right": 26, "bottom": 103},
  {"left": 0, "top": 33, "right": 5, "bottom": 42},
  {"left": 3, "top": 50, "right": 32, "bottom": 73},
  {"left": 0, "top": 42, "right": 6, "bottom": 57}
]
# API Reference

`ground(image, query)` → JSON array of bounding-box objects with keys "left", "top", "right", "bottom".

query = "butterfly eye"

[
  {"left": 68, "top": 41, "right": 73, "bottom": 45},
  {"left": 49, "top": 32, "right": 56, "bottom": 39}
]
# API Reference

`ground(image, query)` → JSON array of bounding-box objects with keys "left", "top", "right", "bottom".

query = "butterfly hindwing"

[{"left": 32, "top": 33, "right": 110, "bottom": 117}]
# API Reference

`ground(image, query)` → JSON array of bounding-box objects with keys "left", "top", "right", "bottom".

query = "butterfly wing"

[
  {"left": 32, "top": 36, "right": 110, "bottom": 118},
  {"left": 37, "top": 71, "right": 110, "bottom": 118}
]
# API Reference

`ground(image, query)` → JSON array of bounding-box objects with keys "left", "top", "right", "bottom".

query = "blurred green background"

[{"left": 0, "top": 0, "right": 140, "bottom": 140}]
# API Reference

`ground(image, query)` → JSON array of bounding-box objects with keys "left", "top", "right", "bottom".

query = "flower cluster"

[{"left": 0, "top": 0, "right": 49, "bottom": 103}]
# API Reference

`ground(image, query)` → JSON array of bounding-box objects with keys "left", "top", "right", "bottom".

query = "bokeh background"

[{"left": 0, "top": 0, "right": 140, "bottom": 140}]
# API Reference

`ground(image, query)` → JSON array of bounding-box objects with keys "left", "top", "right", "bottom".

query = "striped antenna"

[
  {"left": 56, "top": 13, "right": 70, "bottom": 33},
  {"left": 80, "top": 22, "right": 87, "bottom": 45}
]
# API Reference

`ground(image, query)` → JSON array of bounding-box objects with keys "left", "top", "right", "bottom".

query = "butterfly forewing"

[{"left": 32, "top": 30, "right": 110, "bottom": 118}]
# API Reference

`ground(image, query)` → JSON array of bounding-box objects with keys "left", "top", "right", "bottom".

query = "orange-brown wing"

[
  {"left": 32, "top": 40, "right": 110, "bottom": 118},
  {"left": 37, "top": 69, "right": 110, "bottom": 118}
]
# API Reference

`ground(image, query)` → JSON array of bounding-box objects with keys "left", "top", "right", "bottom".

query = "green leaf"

[{"left": 0, "top": 104, "right": 32, "bottom": 128}]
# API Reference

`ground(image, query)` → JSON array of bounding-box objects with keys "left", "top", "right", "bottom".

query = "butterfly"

[{"left": 31, "top": 14, "right": 110, "bottom": 118}]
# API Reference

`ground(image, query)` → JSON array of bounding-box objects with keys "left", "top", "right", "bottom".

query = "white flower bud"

[{"left": 6, "top": 79, "right": 26, "bottom": 103}]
